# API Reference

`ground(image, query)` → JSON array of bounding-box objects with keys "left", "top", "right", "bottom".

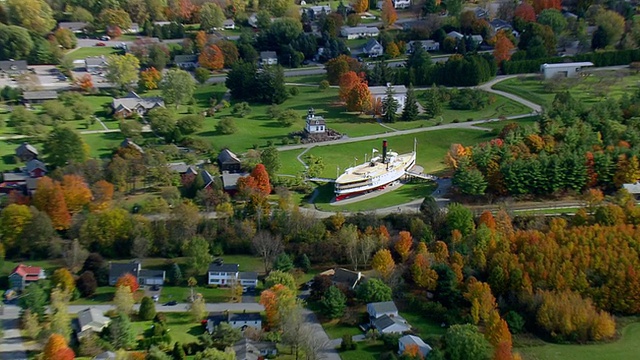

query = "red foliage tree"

[
  {"left": 532, "top": 0, "right": 561, "bottom": 14},
  {"left": 199, "top": 44, "right": 225, "bottom": 70},
  {"left": 32, "top": 177, "right": 71, "bottom": 230},
  {"left": 115, "top": 273, "right": 140, "bottom": 293},
  {"left": 493, "top": 31, "right": 515, "bottom": 64},
  {"left": 251, "top": 163, "right": 271, "bottom": 195},
  {"left": 76, "top": 74, "right": 94, "bottom": 92},
  {"left": 106, "top": 25, "right": 122, "bottom": 38},
  {"left": 44, "top": 334, "right": 75, "bottom": 360},
  {"left": 339, "top": 71, "right": 362, "bottom": 102},
  {"left": 514, "top": 3, "right": 536, "bottom": 22}
]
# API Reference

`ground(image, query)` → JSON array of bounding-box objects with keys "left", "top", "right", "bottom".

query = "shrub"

[
  {"left": 289, "top": 87, "right": 300, "bottom": 96},
  {"left": 319, "top": 80, "right": 329, "bottom": 91},
  {"left": 449, "top": 89, "right": 490, "bottom": 110},
  {"left": 505, "top": 311, "right": 525, "bottom": 334}
]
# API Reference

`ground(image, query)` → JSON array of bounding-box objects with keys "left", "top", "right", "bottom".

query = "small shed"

[{"left": 540, "top": 62, "right": 594, "bottom": 79}]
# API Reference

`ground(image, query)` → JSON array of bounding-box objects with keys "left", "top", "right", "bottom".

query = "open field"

[
  {"left": 65, "top": 47, "right": 120, "bottom": 61},
  {"left": 492, "top": 70, "right": 640, "bottom": 110},
  {"left": 313, "top": 180, "right": 437, "bottom": 212},
  {"left": 400, "top": 310, "right": 447, "bottom": 337},
  {"left": 518, "top": 322, "right": 640, "bottom": 360},
  {"left": 322, "top": 319, "right": 364, "bottom": 340},
  {"left": 131, "top": 312, "right": 204, "bottom": 346},
  {"left": 480, "top": 116, "right": 539, "bottom": 131},
  {"left": 339, "top": 340, "right": 387, "bottom": 360}
]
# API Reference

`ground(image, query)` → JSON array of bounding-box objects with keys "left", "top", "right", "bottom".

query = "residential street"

[{"left": 0, "top": 305, "right": 28, "bottom": 360}]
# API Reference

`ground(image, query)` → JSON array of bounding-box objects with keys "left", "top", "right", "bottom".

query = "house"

[
  {"left": 206, "top": 311, "right": 263, "bottom": 333},
  {"left": 85, "top": 56, "right": 108, "bottom": 72},
  {"left": 474, "top": 7, "right": 488, "bottom": 18},
  {"left": 218, "top": 149, "right": 242, "bottom": 172},
  {"left": 153, "top": 21, "right": 172, "bottom": 26},
  {"left": 540, "top": 62, "right": 594, "bottom": 80},
  {"left": 127, "top": 23, "right": 140, "bottom": 34},
  {"left": 369, "top": 84, "right": 407, "bottom": 112},
  {"left": 374, "top": 314, "right": 411, "bottom": 334},
  {"left": 22, "top": 91, "right": 59, "bottom": 104},
  {"left": 407, "top": 40, "right": 440, "bottom": 53},
  {"left": 489, "top": 19, "right": 512, "bottom": 33},
  {"left": 260, "top": 51, "right": 278, "bottom": 66},
  {"left": 120, "top": 138, "right": 144, "bottom": 154},
  {"left": 239, "top": 272, "right": 258, "bottom": 287},
  {"left": 398, "top": 335, "right": 432, "bottom": 357},
  {"left": 305, "top": 108, "right": 326, "bottom": 134},
  {"left": 26, "top": 159, "right": 47, "bottom": 178},
  {"left": 367, "top": 301, "right": 399, "bottom": 320},
  {"left": 58, "top": 22, "right": 88, "bottom": 33},
  {"left": 233, "top": 338, "right": 277, "bottom": 360},
  {"left": 9, "top": 264, "right": 46, "bottom": 291},
  {"left": 112, "top": 91, "right": 165, "bottom": 117},
  {"left": 94, "top": 351, "right": 117, "bottom": 360},
  {"left": 208, "top": 263, "right": 240, "bottom": 286},
  {"left": 0, "top": 60, "right": 28, "bottom": 75},
  {"left": 301, "top": 5, "right": 332, "bottom": 18},
  {"left": 377, "top": 0, "right": 410, "bottom": 9},
  {"left": 363, "top": 39, "right": 384, "bottom": 57},
  {"left": 340, "top": 26, "right": 380, "bottom": 39},
  {"left": 174, "top": 54, "right": 199, "bottom": 69},
  {"left": 74, "top": 308, "right": 111, "bottom": 338},
  {"left": 332, "top": 268, "right": 362, "bottom": 289},
  {"left": 248, "top": 13, "right": 259, "bottom": 28},
  {"left": 108, "top": 261, "right": 165, "bottom": 286},
  {"left": 221, "top": 172, "right": 245, "bottom": 194},
  {"left": 223, "top": 19, "right": 236, "bottom": 30},
  {"left": 622, "top": 182, "right": 640, "bottom": 199},
  {"left": 446, "top": 31, "right": 483, "bottom": 45},
  {"left": 15, "top": 142, "right": 38, "bottom": 162}
]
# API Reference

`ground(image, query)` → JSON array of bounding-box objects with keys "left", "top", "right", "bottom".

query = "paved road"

[
  {"left": 301, "top": 308, "right": 340, "bottom": 360},
  {"left": 0, "top": 305, "right": 27, "bottom": 360},
  {"left": 65, "top": 303, "right": 264, "bottom": 314}
]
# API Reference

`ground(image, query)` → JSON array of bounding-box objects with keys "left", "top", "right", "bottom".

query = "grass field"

[
  {"left": 400, "top": 310, "right": 446, "bottom": 337},
  {"left": 313, "top": 180, "right": 437, "bottom": 212},
  {"left": 492, "top": 70, "right": 640, "bottom": 110},
  {"left": 481, "top": 116, "right": 539, "bottom": 131},
  {"left": 65, "top": 47, "right": 121, "bottom": 61},
  {"left": 518, "top": 322, "right": 640, "bottom": 360},
  {"left": 131, "top": 312, "right": 204, "bottom": 346},
  {"left": 322, "top": 319, "right": 364, "bottom": 340},
  {"left": 160, "top": 285, "right": 230, "bottom": 303},
  {"left": 340, "top": 340, "right": 388, "bottom": 360}
]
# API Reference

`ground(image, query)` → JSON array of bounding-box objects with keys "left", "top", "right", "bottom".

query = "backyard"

[{"left": 131, "top": 312, "right": 205, "bottom": 346}]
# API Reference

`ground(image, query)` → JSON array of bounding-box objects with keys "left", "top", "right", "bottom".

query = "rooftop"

[
  {"left": 341, "top": 26, "right": 379, "bottom": 34},
  {"left": 541, "top": 62, "right": 595, "bottom": 69},
  {"left": 208, "top": 263, "right": 240, "bottom": 272},
  {"left": 23, "top": 91, "right": 59, "bottom": 101},
  {"left": 368, "top": 301, "right": 398, "bottom": 314}
]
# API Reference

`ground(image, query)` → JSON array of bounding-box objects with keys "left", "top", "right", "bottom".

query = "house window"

[{"left": 210, "top": 272, "right": 219, "bottom": 276}]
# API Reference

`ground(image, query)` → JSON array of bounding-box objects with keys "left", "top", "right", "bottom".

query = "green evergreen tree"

[
  {"left": 172, "top": 342, "right": 186, "bottom": 360},
  {"left": 401, "top": 85, "right": 419, "bottom": 121},
  {"left": 423, "top": 84, "right": 442, "bottom": 119},
  {"left": 139, "top": 296, "right": 156, "bottom": 321},
  {"left": 273, "top": 253, "right": 294, "bottom": 272},
  {"left": 382, "top": 86, "right": 399, "bottom": 123},
  {"left": 296, "top": 253, "right": 311, "bottom": 273},
  {"left": 108, "top": 312, "right": 136, "bottom": 350},
  {"left": 320, "top": 285, "right": 347, "bottom": 319},
  {"left": 168, "top": 263, "right": 183, "bottom": 285}
]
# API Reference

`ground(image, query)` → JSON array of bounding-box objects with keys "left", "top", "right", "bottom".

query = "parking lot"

[{"left": 31, "top": 65, "right": 72, "bottom": 90}]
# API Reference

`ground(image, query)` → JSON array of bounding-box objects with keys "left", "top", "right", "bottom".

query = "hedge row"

[{"left": 502, "top": 49, "right": 640, "bottom": 74}]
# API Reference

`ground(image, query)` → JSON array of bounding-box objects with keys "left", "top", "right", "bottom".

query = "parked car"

[
  {"left": 163, "top": 300, "right": 177, "bottom": 306},
  {"left": 95, "top": 42, "right": 106, "bottom": 46},
  {"left": 150, "top": 285, "right": 160, "bottom": 291},
  {"left": 152, "top": 294, "right": 160, "bottom": 302},
  {"left": 101, "top": 36, "right": 111, "bottom": 41}
]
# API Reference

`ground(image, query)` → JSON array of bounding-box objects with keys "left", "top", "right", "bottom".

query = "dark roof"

[
  {"left": 218, "top": 149, "right": 241, "bottom": 165},
  {"left": 260, "top": 51, "right": 277, "bottom": 59},
  {"left": 238, "top": 271, "right": 258, "bottom": 280},
  {"left": 201, "top": 170, "right": 215, "bottom": 188},
  {"left": 16, "top": 142, "right": 38, "bottom": 156},
  {"left": 208, "top": 263, "right": 239, "bottom": 272},
  {"left": 109, "top": 262, "right": 141, "bottom": 278},
  {"left": 363, "top": 38, "right": 382, "bottom": 52},
  {"left": 174, "top": 55, "right": 198, "bottom": 64},
  {"left": 333, "top": 268, "right": 360, "bottom": 286},
  {"left": 230, "top": 312, "right": 262, "bottom": 322},
  {"left": 58, "top": 22, "right": 88, "bottom": 31},
  {"left": 0, "top": 60, "right": 28, "bottom": 72},
  {"left": 138, "top": 269, "right": 165, "bottom": 278},
  {"left": 23, "top": 91, "right": 58, "bottom": 101},
  {"left": 26, "top": 159, "right": 46, "bottom": 173},
  {"left": 373, "top": 314, "right": 409, "bottom": 331},
  {"left": 368, "top": 301, "right": 398, "bottom": 315},
  {"left": 490, "top": 19, "right": 512, "bottom": 30}
]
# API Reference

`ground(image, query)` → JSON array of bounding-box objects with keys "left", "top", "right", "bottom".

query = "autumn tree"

[
  {"left": 371, "top": 249, "right": 395, "bottom": 280},
  {"left": 411, "top": 253, "right": 438, "bottom": 290},
  {"left": 114, "top": 286, "right": 135, "bottom": 315},
  {"left": 493, "top": 31, "right": 515, "bottom": 63},
  {"left": 346, "top": 81, "right": 372, "bottom": 113},
  {"left": 75, "top": 74, "right": 94, "bottom": 92},
  {"left": 394, "top": 231, "right": 413, "bottom": 262},
  {"left": 43, "top": 334, "right": 75, "bottom": 360},
  {"left": 381, "top": 0, "right": 397, "bottom": 27},
  {"left": 33, "top": 177, "right": 71, "bottom": 230},
  {"left": 199, "top": 44, "right": 225, "bottom": 70},
  {"left": 238, "top": 164, "right": 272, "bottom": 196},
  {"left": 140, "top": 67, "right": 162, "bottom": 90},
  {"left": 116, "top": 273, "right": 140, "bottom": 293},
  {"left": 5, "top": 0, "right": 56, "bottom": 35},
  {"left": 0, "top": 204, "right": 32, "bottom": 255},
  {"left": 325, "top": 54, "right": 362, "bottom": 85},
  {"left": 195, "top": 30, "right": 207, "bottom": 52},
  {"left": 532, "top": 0, "right": 561, "bottom": 14},
  {"left": 260, "top": 283, "right": 297, "bottom": 329},
  {"left": 352, "top": 0, "right": 369, "bottom": 13},
  {"left": 61, "top": 175, "right": 92, "bottom": 214},
  {"left": 339, "top": 71, "right": 362, "bottom": 102},
  {"left": 50, "top": 287, "right": 72, "bottom": 341},
  {"left": 514, "top": 2, "right": 535, "bottom": 23},
  {"left": 105, "top": 54, "right": 140, "bottom": 90},
  {"left": 51, "top": 268, "right": 76, "bottom": 294}
]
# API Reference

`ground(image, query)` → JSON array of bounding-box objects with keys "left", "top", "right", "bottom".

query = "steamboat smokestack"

[{"left": 382, "top": 140, "right": 388, "bottom": 163}]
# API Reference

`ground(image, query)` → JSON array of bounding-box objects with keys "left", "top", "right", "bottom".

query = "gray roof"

[
  {"left": 16, "top": 142, "right": 38, "bottom": 156},
  {"left": 234, "top": 339, "right": 276, "bottom": 360},
  {"left": 112, "top": 91, "right": 164, "bottom": 112},
  {"left": 58, "top": 22, "right": 88, "bottom": 31},
  {"left": 85, "top": 57, "right": 108, "bottom": 67},
  {"left": 369, "top": 301, "right": 398, "bottom": 314},
  {"left": 23, "top": 91, "right": 58, "bottom": 101},
  {"left": 221, "top": 172, "right": 243, "bottom": 190},
  {"left": 373, "top": 314, "right": 409, "bottom": 332},
  {"left": 223, "top": 19, "right": 235, "bottom": 26},
  {"left": 238, "top": 271, "right": 258, "bottom": 280},
  {"left": 26, "top": 178, "right": 38, "bottom": 190},
  {"left": 260, "top": 51, "right": 278, "bottom": 60},
  {"left": 230, "top": 312, "right": 261, "bottom": 322},
  {"left": 120, "top": 138, "right": 144, "bottom": 153},
  {"left": 363, "top": 38, "right": 382, "bottom": 53},
  {"left": 94, "top": 351, "right": 117, "bottom": 360},
  {"left": 0, "top": 60, "right": 28, "bottom": 72},
  {"left": 623, "top": 182, "right": 640, "bottom": 194},
  {"left": 77, "top": 308, "right": 110, "bottom": 330},
  {"left": 168, "top": 162, "right": 198, "bottom": 174},
  {"left": 218, "top": 149, "right": 241, "bottom": 165},
  {"left": 341, "top": 26, "right": 379, "bottom": 35},
  {"left": 369, "top": 85, "right": 407, "bottom": 96},
  {"left": 174, "top": 54, "right": 198, "bottom": 64},
  {"left": 109, "top": 261, "right": 141, "bottom": 279},
  {"left": 25, "top": 159, "right": 46, "bottom": 173},
  {"left": 208, "top": 263, "right": 239, "bottom": 272},
  {"left": 2, "top": 172, "right": 29, "bottom": 182},
  {"left": 399, "top": 335, "right": 432, "bottom": 350}
]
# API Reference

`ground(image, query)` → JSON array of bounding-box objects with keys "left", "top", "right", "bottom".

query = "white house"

[
  {"left": 340, "top": 26, "right": 380, "bottom": 39},
  {"left": 363, "top": 38, "right": 384, "bottom": 57},
  {"left": 305, "top": 108, "right": 326, "bottom": 134},
  {"left": 407, "top": 40, "right": 440, "bottom": 53},
  {"left": 540, "top": 62, "right": 594, "bottom": 80},
  {"left": 174, "top": 54, "right": 198, "bottom": 69},
  {"left": 393, "top": 0, "right": 411, "bottom": 8},
  {"left": 207, "top": 263, "right": 259, "bottom": 287},
  {"left": 447, "top": 31, "right": 483, "bottom": 45},
  {"left": 260, "top": 51, "right": 278, "bottom": 66},
  {"left": 367, "top": 301, "right": 399, "bottom": 320},
  {"left": 223, "top": 19, "right": 236, "bottom": 30},
  {"left": 398, "top": 335, "right": 432, "bottom": 357},
  {"left": 369, "top": 84, "right": 407, "bottom": 112},
  {"left": 206, "top": 312, "right": 263, "bottom": 333}
]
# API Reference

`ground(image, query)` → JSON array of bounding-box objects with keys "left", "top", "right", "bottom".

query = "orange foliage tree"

[
  {"left": 238, "top": 163, "right": 272, "bottom": 196},
  {"left": 532, "top": 0, "right": 561, "bottom": 14},
  {"left": 411, "top": 252, "right": 438, "bottom": 290},
  {"left": 402, "top": 344, "right": 423, "bottom": 359},
  {"left": 90, "top": 180, "right": 115, "bottom": 212},
  {"left": 115, "top": 273, "right": 140, "bottom": 293},
  {"left": 176, "top": 0, "right": 198, "bottom": 21},
  {"left": 33, "top": 177, "right": 71, "bottom": 230},
  {"left": 195, "top": 30, "right": 207, "bottom": 51},
  {"left": 478, "top": 210, "right": 496, "bottom": 230},
  {"left": 259, "top": 284, "right": 296, "bottom": 329},
  {"left": 346, "top": 80, "right": 372, "bottom": 113},
  {"left": 325, "top": 54, "right": 362, "bottom": 85},
  {"left": 381, "top": 0, "right": 397, "bottom": 27},
  {"left": 199, "top": 44, "right": 225, "bottom": 70},
  {"left": 75, "top": 74, "right": 94, "bottom": 92},
  {"left": 514, "top": 3, "right": 536, "bottom": 22},
  {"left": 394, "top": 231, "right": 413, "bottom": 262},
  {"left": 352, "top": 0, "right": 368, "bottom": 13},
  {"left": 371, "top": 249, "right": 395, "bottom": 279},
  {"left": 44, "top": 334, "right": 75, "bottom": 360},
  {"left": 339, "top": 71, "right": 362, "bottom": 102},
  {"left": 493, "top": 31, "right": 515, "bottom": 64},
  {"left": 140, "top": 67, "right": 162, "bottom": 90},
  {"left": 444, "top": 143, "right": 471, "bottom": 170},
  {"left": 61, "top": 175, "right": 92, "bottom": 214}
]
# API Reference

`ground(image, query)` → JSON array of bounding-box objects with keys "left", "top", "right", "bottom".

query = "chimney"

[{"left": 382, "top": 140, "right": 388, "bottom": 163}]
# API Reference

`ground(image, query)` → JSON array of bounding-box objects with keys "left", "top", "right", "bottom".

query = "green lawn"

[
  {"left": 339, "top": 340, "right": 388, "bottom": 360},
  {"left": 65, "top": 47, "right": 120, "bottom": 61},
  {"left": 518, "top": 322, "right": 640, "bottom": 360},
  {"left": 82, "top": 132, "right": 126, "bottom": 158},
  {"left": 313, "top": 180, "right": 437, "bottom": 212},
  {"left": 481, "top": 116, "right": 539, "bottom": 131},
  {"left": 71, "top": 287, "right": 116, "bottom": 305},
  {"left": 492, "top": 70, "right": 640, "bottom": 110},
  {"left": 400, "top": 310, "right": 446, "bottom": 337},
  {"left": 131, "top": 312, "right": 205, "bottom": 346},
  {"left": 322, "top": 319, "right": 363, "bottom": 340},
  {"left": 160, "top": 285, "right": 230, "bottom": 303},
  {"left": 286, "top": 74, "right": 326, "bottom": 85}
]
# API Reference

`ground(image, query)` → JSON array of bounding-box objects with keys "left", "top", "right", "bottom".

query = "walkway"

[{"left": 0, "top": 305, "right": 27, "bottom": 360}]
